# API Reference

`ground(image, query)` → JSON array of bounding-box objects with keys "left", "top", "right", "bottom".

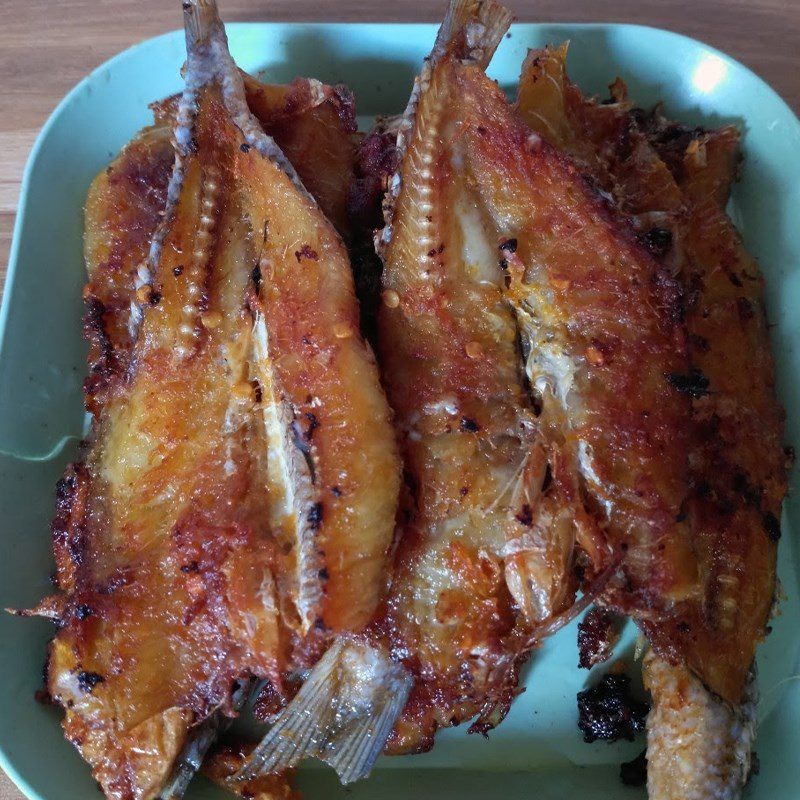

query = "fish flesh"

[
  {"left": 26, "top": 1, "right": 400, "bottom": 797},
  {"left": 515, "top": 44, "right": 787, "bottom": 798}
]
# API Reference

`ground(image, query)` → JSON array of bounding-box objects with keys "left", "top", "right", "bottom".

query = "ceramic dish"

[{"left": 1, "top": 21, "right": 798, "bottom": 800}]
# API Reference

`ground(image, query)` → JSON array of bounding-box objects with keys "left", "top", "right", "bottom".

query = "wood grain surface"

[{"left": 0, "top": 0, "right": 797, "bottom": 797}]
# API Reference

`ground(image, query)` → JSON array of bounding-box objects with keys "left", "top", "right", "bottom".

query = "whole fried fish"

[
  {"left": 515, "top": 44, "right": 787, "bottom": 799},
  {"left": 24, "top": 2, "right": 399, "bottom": 798},
  {"left": 239, "top": 0, "right": 689, "bottom": 784}
]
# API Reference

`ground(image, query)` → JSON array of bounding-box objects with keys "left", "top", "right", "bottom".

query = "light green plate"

[{"left": 1, "top": 19, "right": 798, "bottom": 800}]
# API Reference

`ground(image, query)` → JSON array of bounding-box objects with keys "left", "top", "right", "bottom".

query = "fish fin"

[
  {"left": 235, "top": 639, "right": 412, "bottom": 784},
  {"left": 433, "top": 0, "right": 513, "bottom": 68}
]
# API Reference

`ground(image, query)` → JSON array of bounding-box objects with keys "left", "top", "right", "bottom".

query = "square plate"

[{"left": 1, "top": 20, "right": 798, "bottom": 800}]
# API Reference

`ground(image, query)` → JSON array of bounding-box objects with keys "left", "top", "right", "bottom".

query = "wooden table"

[{"left": 0, "top": 0, "right": 797, "bottom": 797}]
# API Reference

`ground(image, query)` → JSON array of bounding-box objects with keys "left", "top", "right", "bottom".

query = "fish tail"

[
  {"left": 433, "top": 0, "right": 513, "bottom": 68},
  {"left": 643, "top": 650, "right": 756, "bottom": 800},
  {"left": 235, "top": 638, "right": 412, "bottom": 784}
]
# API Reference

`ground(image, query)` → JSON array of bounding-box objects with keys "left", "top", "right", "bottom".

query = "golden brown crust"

[{"left": 514, "top": 43, "right": 786, "bottom": 704}]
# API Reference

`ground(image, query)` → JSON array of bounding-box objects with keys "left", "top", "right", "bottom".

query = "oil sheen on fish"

[
  {"left": 28, "top": 1, "right": 400, "bottom": 798},
  {"left": 515, "top": 44, "right": 787, "bottom": 799}
]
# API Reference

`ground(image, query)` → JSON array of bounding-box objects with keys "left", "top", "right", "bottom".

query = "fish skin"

[{"left": 35, "top": 1, "right": 400, "bottom": 797}]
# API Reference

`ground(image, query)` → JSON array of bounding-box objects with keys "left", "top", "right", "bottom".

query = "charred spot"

[
  {"left": 313, "top": 617, "right": 328, "bottom": 631},
  {"left": 303, "top": 412, "right": 320, "bottom": 441},
  {"left": 427, "top": 248, "right": 437, "bottom": 258},
  {"left": 308, "top": 503, "right": 323, "bottom": 531},
  {"left": 689, "top": 333, "right": 710, "bottom": 354},
  {"left": 149, "top": 291, "right": 162, "bottom": 306},
  {"left": 251, "top": 379, "right": 262, "bottom": 404},
  {"left": 294, "top": 244, "right": 319, "bottom": 263},
  {"left": 318, "top": 567, "right": 330, "bottom": 581},
  {"left": 541, "top": 463, "right": 553, "bottom": 494},
  {"left": 763, "top": 512, "right": 781, "bottom": 542},
  {"left": 77, "top": 671, "right": 105, "bottom": 694},
  {"left": 477, "top": 125, "right": 488, "bottom": 135},
  {"left": 515, "top": 504, "right": 533, "bottom": 527},
  {"left": 331, "top": 486, "right": 342, "bottom": 497},
  {"left": 188, "top": 136, "right": 199, "bottom": 153},
  {"left": 577, "top": 608, "right": 620, "bottom": 669},
  {"left": 437, "top": 243, "right": 445, "bottom": 254},
  {"left": 459, "top": 417, "right": 481, "bottom": 433},
  {"left": 74, "top": 604, "right": 94, "bottom": 620},
  {"left": 499, "top": 238, "right": 518, "bottom": 254},
  {"left": 620, "top": 749, "right": 648, "bottom": 787},
  {"left": 737, "top": 296, "right": 755, "bottom": 321},
  {"left": 251, "top": 263, "right": 262, "bottom": 290},
  {"left": 676, "top": 620, "right": 691, "bottom": 634},
  {"left": 576, "top": 673, "right": 649, "bottom": 743},
  {"left": 728, "top": 271, "right": 743, "bottom": 287},
  {"left": 666, "top": 368, "right": 710, "bottom": 398},
  {"left": 180, "top": 561, "right": 200, "bottom": 573},
  {"left": 460, "top": 486, "right": 469, "bottom": 497},
  {"left": 240, "top": 142, "right": 251, "bottom": 153},
  {"left": 172, "top": 265, "right": 184, "bottom": 277},
  {"left": 637, "top": 227, "right": 673, "bottom": 258},
  {"left": 732, "top": 471, "right": 761, "bottom": 506}
]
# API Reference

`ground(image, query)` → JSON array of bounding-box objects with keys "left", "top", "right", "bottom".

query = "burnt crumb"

[
  {"left": 666, "top": 368, "right": 710, "bottom": 398},
  {"left": 149, "top": 291, "right": 162, "bottom": 306},
  {"left": 77, "top": 671, "right": 105, "bottom": 694},
  {"left": 34, "top": 688, "right": 55, "bottom": 706},
  {"left": 74, "top": 604, "right": 94, "bottom": 620},
  {"left": 318, "top": 567, "right": 330, "bottom": 581},
  {"left": 637, "top": 227, "right": 673, "bottom": 258},
  {"left": 308, "top": 503, "right": 323, "bottom": 531},
  {"left": 577, "top": 608, "right": 620, "bottom": 669},
  {"left": 240, "top": 142, "right": 251, "bottom": 153},
  {"left": 763, "top": 512, "right": 781, "bottom": 542},
  {"left": 331, "top": 486, "right": 342, "bottom": 498},
  {"left": 180, "top": 561, "right": 200, "bottom": 573},
  {"left": 515, "top": 504, "right": 533, "bottom": 527},
  {"left": 172, "top": 265, "right": 184, "bottom": 277},
  {"left": 294, "top": 244, "right": 319, "bottom": 262},
  {"left": 620, "top": 749, "right": 648, "bottom": 787},
  {"left": 577, "top": 673, "right": 649, "bottom": 743},
  {"left": 459, "top": 417, "right": 481, "bottom": 433},
  {"left": 252, "top": 681, "right": 286, "bottom": 722}
]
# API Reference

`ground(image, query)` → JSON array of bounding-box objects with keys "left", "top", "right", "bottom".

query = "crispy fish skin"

[
  {"left": 456, "top": 61, "right": 697, "bottom": 608},
  {"left": 83, "top": 74, "right": 360, "bottom": 416},
  {"left": 49, "top": 87, "right": 287, "bottom": 800},
  {"left": 516, "top": 43, "right": 786, "bottom": 705}
]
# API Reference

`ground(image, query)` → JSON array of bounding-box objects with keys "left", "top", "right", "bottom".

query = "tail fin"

[
  {"left": 235, "top": 639, "right": 412, "bottom": 784},
  {"left": 432, "top": 0, "right": 513, "bottom": 69}
]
